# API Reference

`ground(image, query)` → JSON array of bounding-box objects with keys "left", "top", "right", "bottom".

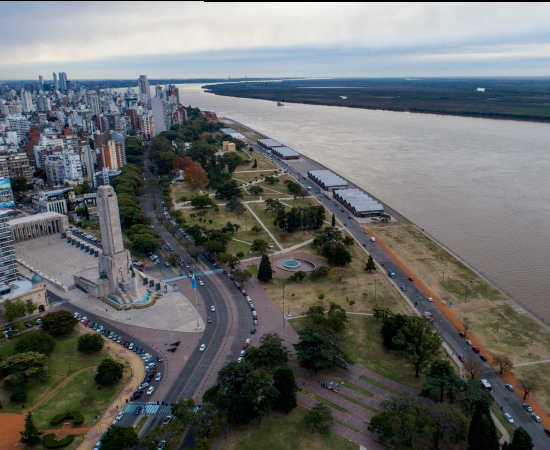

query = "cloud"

[{"left": 1, "top": 2, "right": 550, "bottom": 78}]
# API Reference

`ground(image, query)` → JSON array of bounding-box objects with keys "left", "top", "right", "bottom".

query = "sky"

[{"left": 2, "top": 2, "right": 550, "bottom": 80}]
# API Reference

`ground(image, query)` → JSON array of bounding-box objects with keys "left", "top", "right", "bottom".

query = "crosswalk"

[
  {"left": 49, "top": 299, "right": 66, "bottom": 307},
  {"left": 162, "top": 268, "right": 223, "bottom": 283},
  {"left": 124, "top": 403, "right": 172, "bottom": 415}
]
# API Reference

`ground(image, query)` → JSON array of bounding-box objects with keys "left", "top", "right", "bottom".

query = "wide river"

[{"left": 175, "top": 83, "right": 550, "bottom": 322}]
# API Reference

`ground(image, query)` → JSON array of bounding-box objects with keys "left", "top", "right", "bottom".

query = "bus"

[{"left": 480, "top": 379, "right": 492, "bottom": 391}]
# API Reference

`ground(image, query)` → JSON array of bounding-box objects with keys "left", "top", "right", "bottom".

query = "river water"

[{"left": 175, "top": 83, "right": 550, "bottom": 322}]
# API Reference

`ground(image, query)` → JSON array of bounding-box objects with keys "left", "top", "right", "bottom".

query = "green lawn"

[
  {"left": 0, "top": 330, "right": 126, "bottom": 413},
  {"left": 29, "top": 434, "right": 86, "bottom": 450},
  {"left": 32, "top": 366, "right": 130, "bottom": 430},
  {"left": 223, "top": 406, "right": 358, "bottom": 450}
]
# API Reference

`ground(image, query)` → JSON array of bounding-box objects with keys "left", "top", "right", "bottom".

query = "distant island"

[{"left": 203, "top": 78, "right": 550, "bottom": 122}]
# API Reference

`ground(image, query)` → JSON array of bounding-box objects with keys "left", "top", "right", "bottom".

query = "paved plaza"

[{"left": 15, "top": 234, "right": 203, "bottom": 332}]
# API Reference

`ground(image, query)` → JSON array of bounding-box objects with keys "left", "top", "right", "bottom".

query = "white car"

[
  {"left": 245, "top": 338, "right": 251, "bottom": 344},
  {"left": 199, "top": 280, "right": 204, "bottom": 286},
  {"left": 147, "top": 386, "right": 155, "bottom": 395},
  {"left": 211, "top": 305, "right": 216, "bottom": 312},
  {"left": 237, "top": 357, "right": 243, "bottom": 363},
  {"left": 427, "top": 297, "right": 433, "bottom": 302},
  {"left": 115, "top": 411, "right": 124, "bottom": 420},
  {"left": 504, "top": 413, "right": 514, "bottom": 423},
  {"left": 531, "top": 413, "right": 541, "bottom": 423},
  {"left": 199, "top": 344, "right": 206, "bottom": 352},
  {"left": 139, "top": 382, "right": 149, "bottom": 390},
  {"left": 240, "top": 350, "right": 246, "bottom": 356},
  {"left": 155, "top": 372, "right": 162, "bottom": 381}
]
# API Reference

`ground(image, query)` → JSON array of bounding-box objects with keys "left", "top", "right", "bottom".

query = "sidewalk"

[{"left": 78, "top": 329, "right": 146, "bottom": 449}]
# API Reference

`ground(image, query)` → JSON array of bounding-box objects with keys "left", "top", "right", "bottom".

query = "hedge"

[
  {"left": 49, "top": 411, "right": 84, "bottom": 425},
  {"left": 43, "top": 433, "right": 75, "bottom": 448}
]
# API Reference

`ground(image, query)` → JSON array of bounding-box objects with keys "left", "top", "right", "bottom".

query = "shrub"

[
  {"left": 43, "top": 433, "right": 75, "bottom": 448},
  {"left": 77, "top": 333, "right": 104, "bottom": 354},
  {"left": 10, "top": 385, "right": 27, "bottom": 402},
  {"left": 309, "top": 266, "right": 330, "bottom": 280},
  {"left": 95, "top": 358, "right": 124, "bottom": 385},
  {"left": 49, "top": 411, "right": 84, "bottom": 425},
  {"left": 14, "top": 331, "right": 56, "bottom": 356}
]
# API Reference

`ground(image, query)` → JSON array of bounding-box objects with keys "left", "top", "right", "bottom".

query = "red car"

[
  {"left": 243, "top": 343, "right": 249, "bottom": 350},
  {"left": 472, "top": 346, "right": 480, "bottom": 353},
  {"left": 458, "top": 354, "right": 465, "bottom": 362},
  {"left": 544, "top": 428, "right": 550, "bottom": 437}
]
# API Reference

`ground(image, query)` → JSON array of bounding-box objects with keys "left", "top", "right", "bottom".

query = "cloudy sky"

[{"left": 2, "top": 2, "right": 550, "bottom": 80}]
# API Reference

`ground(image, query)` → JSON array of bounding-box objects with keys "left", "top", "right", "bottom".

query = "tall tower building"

[
  {"left": 97, "top": 185, "right": 133, "bottom": 296},
  {"left": 59, "top": 72, "right": 67, "bottom": 91},
  {"left": 0, "top": 210, "right": 18, "bottom": 286},
  {"left": 20, "top": 89, "right": 33, "bottom": 113},
  {"left": 86, "top": 90, "right": 100, "bottom": 116},
  {"left": 138, "top": 75, "right": 151, "bottom": 98},
  {"left": 38, "top": 75, "right": 44, "bottom": 89},
  {"left": 53, "top": 72, "right": 59, "bottom": 91}
]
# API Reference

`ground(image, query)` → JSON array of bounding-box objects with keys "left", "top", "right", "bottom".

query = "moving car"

[
  {"left": 211, "top": 305, "right": 216, "bottom": 312},
  {"left": 147, "top": 386, "right": 155, "bottom": 395},
  {"left": 199, "top": 344, "right": 206, "bottom": 352},
  {"left": 504, "top": 413, "right": 514, "bottom": 423},
  {"left": 162, "top": 416, "right": 172, "bottom": 425},
  {"left": 155, "top": 372, "right": 162, "bottom": 381}
]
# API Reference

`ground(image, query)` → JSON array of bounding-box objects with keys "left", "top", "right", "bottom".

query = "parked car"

[
  {"left": 157, "top": 355, "right": 163, "bottom": 362},
  {"left": 505, "top": 384, "right": 514, "bottom": 391},
  {"left": 245, "top": 338, "right": 251, "bottom": 344},
  {"left": 465, "top": 340, "right": 473, "bottom": 346},
  {"left": 139, "top": 382, "right": 149, "bottom": 390},
  {"left": 115, "top": 411, "right": 124, "bottom": 420},
  {"left": 523, "top": 403, "right": 533, "bottom": 412},
  {"left": 471, "top": 346, "right": 480, "bottom": 353},
  {"left": 243, "top": 343, "right": 249, "bottom": 350},
  {"left": 531, "top": 413, "right": 541, "bottom": 423},
  {"left": 479, "top": 355, "right": 488, "bottom": 361}
]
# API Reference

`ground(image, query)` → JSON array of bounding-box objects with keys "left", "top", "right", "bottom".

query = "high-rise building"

[
  {"left": 0, "top": 210, "right": 18, "bottom": 286},
  {"left": 138, "top": 75, "right": 151, "bottom": 98},
  {"left": 59, "top": 72, "right": 67, "bottom": 91},
  {"left": 38, "top": 75, "right": 44, "bottom": 89},
  {"left": 20, "top": 89, "right": 33, "bottom": 113},
  {"left": 53, "top": 72, "right": 59, "bottom": 91},
  {"left": 100, "top": 140, "right": 125, "bottom": 171},
  {"left": 86, "top": 90, "right": 100, "bottom": 116}
]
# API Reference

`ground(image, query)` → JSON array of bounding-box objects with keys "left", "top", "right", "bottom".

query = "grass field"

[
  {"left": 0, "top": 330, "right": 127, "bottom": 414},
  {"left": 265, "top": 243, "right": 410, "bottom": 317},
  {"left": 31, "top": 365, "right": 130, "bottom": 429},
  {"left": 223, "top": 406, "right": 358, "bottom": 450}
]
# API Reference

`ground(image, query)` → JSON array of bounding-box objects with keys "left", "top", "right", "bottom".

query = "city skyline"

[{"left": 1, "top": 2, "right": 550, "bottom": 80}]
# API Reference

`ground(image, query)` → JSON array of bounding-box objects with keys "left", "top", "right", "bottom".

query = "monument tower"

[{"left": 96, "top": 184, "right": 137, "bottom": 300}]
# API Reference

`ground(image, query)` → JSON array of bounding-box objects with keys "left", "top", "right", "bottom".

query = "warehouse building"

[
  {"left": 334, "top": 189, "right": 385, "bottom": 217},
  {"left": 307, "top": 170, "right": 348, "bottom": 191},
  {"left": 257, "top": 138, "right": 283, "bottom": 150},
  {"left": 220, "top": 128, "right": 247, "bottom": 142},
  {"left": 272, "top": 147, "right": 300, "bottom": 160}
]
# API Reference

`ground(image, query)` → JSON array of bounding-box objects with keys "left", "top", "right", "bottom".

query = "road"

[{"left": 252, "top": 143, "right": 549, "bottom": 448}]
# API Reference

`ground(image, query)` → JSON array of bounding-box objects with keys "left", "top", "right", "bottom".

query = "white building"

[{"left": 20, "top": 89, "right": 34, "bottom": 113}]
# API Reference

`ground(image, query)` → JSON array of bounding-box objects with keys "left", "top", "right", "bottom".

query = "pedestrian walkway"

[
  {"left": 123, "top": 403, "right": 172, "bottom": 415},
  {"left": 162, "top": 268, "right": 223, "bottom": 283},
  {"left": 514, "top": 358, "right": 550, "bottom": 367}
]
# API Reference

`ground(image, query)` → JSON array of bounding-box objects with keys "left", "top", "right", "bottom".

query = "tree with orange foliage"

[
  {"left": 173, "top": 156, "right": 193, "bottom": 171},
  {"left": 186, "top": 162, "right": 207, "bottom": 188}
]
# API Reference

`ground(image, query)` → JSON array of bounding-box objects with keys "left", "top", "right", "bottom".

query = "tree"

[
  {"left": 294, "top": 324, "right": 350, "bottom": 373},
  {"left": 257, "top": 254, "right": 273, "bottom": 283},
  {"left": 191, "top": 194, "right": 214, "bottom": 208},
  {"left": 517, "top": 378, "right": 538, "bottom": 400},
  {"left": 1, "top": 352, "right": 48, "bottom": 389},
  {"left": 493, "top": 353, "right": 514, "bottom": 374},
  {"left": 14, "top": 331, "right": 56, "bottom": 356},
  {"left": 264, "top": 175, "right": 279, "bottom": 184},
  {"left": 331, "top": 213, "right": 335, "bottom": 227},
  {"left": 421, "top": 360, "right": 460, "bottom": 403},
  {"left": 272, "top": 366, "right": 298, "bottom": 413},
  {"left": 100, "top": 425, "right": 139, "bottom": 450},
  {"left": 186, "top": 162, "right": 208, "bottom": 188},
  {"left": 392, "top": 316, "right": 442, "bottom": 377},
  {"left": 95, "top": 358, "right": 124, "bottom": 385},
  {"left": 41, "top": 310, "right": 78, "bottom": 337},
  {"left": 130, "top": 233, "right": 159, "bottom": 254},
  {"left": 251, "top": 225, "right": 262, "bottom": 234},
  {"left": 249, "top": 185, "right": 264, "bottom": 195},
  {"left": 251, "top": 238, "right": 270, "bottom": 254},
  {"left": 19, "top": 412, "right": 42, "bottom": 446},
  {"left": 467, "top": 398, "right": 499, "bottom": 450},
  {"left": 245, "top": 333, "right": 288, "bottom": 369},
  {"left": 252, "top": 158, "right": 257, "bottom": 169},
  {"left": 231, "top": 269, "right": 253, "bottom": 285},
  {"left": 463, "top": 358, "right": 483, "bottom": 380},
  {"left": 4, "top": 298, "right": 27, "bottom": 322},
  {"left": 216, "top": 180, "right": 242, "bottom": 200},
  {"left": 322, "top": 242, "right": 352, "bottom": 266},
  {"left": 364, "top": 255, "right": 377, "bottom": 272},
  {"left": 285, "top": 180, "right": 301, "bottom": 199},
  {"left": 26, "top": 299, "right": 39, "bottom": 315},
  {"left": 10, "top": 176, "right": 28, "bottom": 193},
  {"left": 304, "top": 403, "right": 332, "bottom": 434},
  {"left": 372, "top": 306, "right": 393, "bottom": 321},
  {"left": 78, "top": 333, "right": 105, "bottom": 354},
  {"left": 507, "top": 427, "right": 534, "bottom": 450}
]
